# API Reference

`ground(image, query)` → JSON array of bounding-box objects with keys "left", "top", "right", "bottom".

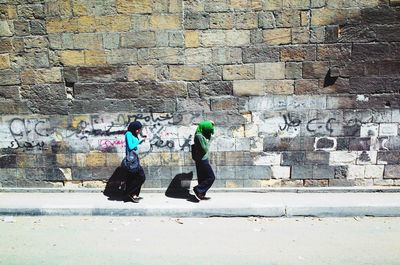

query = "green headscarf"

[{"left": 195, "top": 120, "right": 215, "bottom": 137}]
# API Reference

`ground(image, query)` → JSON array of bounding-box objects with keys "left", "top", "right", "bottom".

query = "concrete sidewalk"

[{"left": 1, "top": 188, "right": 400, "bottom": 217}]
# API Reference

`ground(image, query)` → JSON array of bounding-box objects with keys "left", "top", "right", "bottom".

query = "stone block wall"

[{"left": 0, "top": 0, "right": 400, "bottom": 188}]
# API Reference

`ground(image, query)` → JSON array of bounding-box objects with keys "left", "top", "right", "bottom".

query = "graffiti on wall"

[{"left": 4, "top": 112, "right": 192, "bottom": 153}]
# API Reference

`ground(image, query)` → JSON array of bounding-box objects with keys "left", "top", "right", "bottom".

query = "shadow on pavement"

[{"left": 165, "top": 172, "right": 199, "bottom": 203}]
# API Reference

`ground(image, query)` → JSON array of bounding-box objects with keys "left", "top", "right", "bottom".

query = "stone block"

[
  {"left": 248, "top": 96, "right": 274, "bottom": 111},
  {"left": 223, "top": 64, "right": 254, "bottom": 80},
  {"left": 265, "top": 80, "right": 294, "bottom": 95},
  {"left": 0, "top": 54, "right": 10, "bottom": 70},
  {"left": 274, "top": 10, "right": 301, "bottom": 28},
  {"left": 21, "top": 68, "right": 62, "bottom": 85},
  {"left": 329, "top": 179, "right": 356, "bottom": 187},
  {"left": 14, "top": 20, "right": 29, "bottom": 36},
  {"left": 253, "top": 152, "right": 281, "bottom": 165},
  {"left": 203, "top": 64, "right": 222, "bottom": 80},
  {"left": 121, "top": 31, "right": 156, "bottom": 48},
  {"left": 304, "top": 179, "right": 329, "bottom": 187},
  {"left": 263, "top": 28, "right": 291, "bottom": 45},
  {"left": 212, "top": 48, "right": 242, "bottom": 65},
  {"left": 291, "top": 165, "right": 313, "bottom": 179},
  {"left": 281, "top": 45, "right": 317, "bottom": 62},
  {"left": 150, "top": 15, "right": 181, "bottom": 30},
  {"left": 226, "top": 30, "right": 251, "bottom": 47},
  {"left": 199, "top": 81, "right": 233, "bottom": 97},
  {"left": 259, "top": 12, "right": 275, "bottom": 29},
  {"left": 0, "top": 70, "right": 21, "bottom": 86},
  {"left": 127, "top": 65, "right": 156, "bottom": 81},
  {"left": 184, "top": 12, "right": 209, "bottom": 30},
  {"left": 356, "top": 151, "right": 377, "bottom": 165},
  {"left": 0, "top": 21, "right": 12, "bottom": 37},
  {"left": 305, "top": 151, "right": 330, "bottom": 165},
  {"left": 216, "top": 166, "right": 236, "bottom": 179},
  {"left": 58, "top": 50, "right": 85, "bottom": 66},
  {"left": 329, "top": 151, "right": 357, "bottom": 165},
  {"left": 317, "top": 44, "right": 352, "bottom": 61},
  {"left": 236, "top": 165, "right": 273, "bottom": 180},
  {"left": 255, "top": 62, "right": 285, "bottom": 80},
  {"left": 294, "top": 79, "right": 319, "bottom": 94},
  {"left": 116, "top": 0, "right": 153, "bottom": 13},
  {"left": 384, "top": 165, "right": 400, "bottom": 179},
  {"left": 106, "top": 49, "right": 138, "bottom": 65},
  {"left": 224, "top": 151, "right": 253, "bottom": 166},
  {"left": 84, "top": 50, "right": 107, "bottom": 66},
  {"left": 0, "top": 86, "right": 20, "bottom": 100},
  {"left": 77, "top": 66, "right": 126, "bottom": 83},
  {"left": 0, "top": 4, "right": 17, "bottom": 19},
  {"left": 292, "top": 27, "right": 310, "bottom": 44},
  {"left": 200, "top": 31, "right": 225, "bottom": 47},
  {"left": 243, "top": 45, "right": 280, "bottom": 63},
  {"left": 234, "top": 12, "right": 257, "bottom": 29},
  {"left": 364, "top": 165, "right": 384, "bottom": 179},
  {"left": 138, "top": 48, "right": 184, "bottom": 64},
  {"left": 302, "top": 61, "right": 329, "bottom": 79},
  {"left": 285, "top": 62, "right": 302, "bottom": 79},
  {"left": 287, "top": 95, "right": 326, "bottom": 110},
  {"left": 346, "top": 165, "right": 364, "bottom": 179},
  {"left": 210, "top": 97, "right": 239, "bottom": 111},
  {"left": 170, "top": 65, "right": 202, "bottom": 81},
  {"left": 379, "top": 123, "right": 398, "bottom": 137},
  {"left": 313, "top": 165, "right": 335, "bottom": 179},
  {"left": 0, "top": 39, "right": 12, "bottom": 53},
  {"left": 271, "top": 166, "right": 290, "bottom": 179},
  {"left": 378, "top": 151, "right": 400, "bottom": 165},
  {"left": 263, "top": 0, "right": 283, "bottom": 10},
  {"left": 185, "top": 31, "right": 200, "bottom": 48},
  {"left": 282, "top": 151, "right": 306, "bottom": 166},
  {"left": 185, "top": 48, "right": 212, "bottom": 64},
  {"left": 233, "top": 80, "right": 265, "bottom": 96},
  {"left": 210, "top": 13, "right": 233, "bottom": 29}
]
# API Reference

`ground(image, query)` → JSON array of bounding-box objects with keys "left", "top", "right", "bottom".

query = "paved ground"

[
  {"left": 1, "top": 189, "right": 400, "bottom": 217},
  {"left": 1, "top": 216, "right": 399, "bottom": 265}
]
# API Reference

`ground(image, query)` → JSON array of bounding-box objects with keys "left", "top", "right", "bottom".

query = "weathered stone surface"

[
  {"left": 185, "top": 31, "right": 200, "bottom": 48},
  {"left": 233, "top": 80, "right": 265, "bottom": 96},
  {"left": 184, "top": 12, "right": 209, "bottom": 30},
  {"left": 285, "top": 62, "right": 302, "bottom": 79},
  {"left": 317, "top": 44, "right": 352, "bottom": 61},
  {"left": 223, "top": 64, "right": 254, "bottom": 80},
  {"left": 0, "top": 70, "right": 20, "bottom": 85},
  {"left": 210, "top": 97, "right": 239, "bottom": 111},
  {"left": 199, "top": 81, "right": 233, "bottom": 97},
  {"left": 281, "top": 45, "right": 316, "bottom": 62},
  {"left": 243, "top": 45, "right": 280, "bottom": 63},
  {"left": 255, "top": 62, "right": 285, "bottom": 80},
  {"left": 170, "top": 65, "right": 202, "bottom": 81},
  {"left": 210, "top": 13, "right": 233, "bottom": 29},
  {"left": 77, "top": 67, "right": 127, "bottom": 83},
  {"left": 282, "top": 151, "right": 306, "bottom": 166},
  {"left": 384, "top": 165, "right": 400, "bottom": 179},
  {"left": 263, "top": 28, "right": 291, "bottom": 45},
  {"left": 0, "top": 21, "right": 12, "bottom": 37}
]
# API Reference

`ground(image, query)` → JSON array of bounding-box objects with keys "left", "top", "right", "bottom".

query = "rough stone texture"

[{"left": 0, "top": 1, "right": 399, "bottom": 188}]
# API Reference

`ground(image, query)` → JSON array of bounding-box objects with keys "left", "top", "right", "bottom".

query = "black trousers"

[
  {"left": 125, "top": 166, "right": 146, "bottom": 196},
  {"left": 194, "top": 159, "right": 215, "bottom": 194}
]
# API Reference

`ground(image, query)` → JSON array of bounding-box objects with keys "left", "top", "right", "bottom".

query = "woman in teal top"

[
  {"left": 192, "top": 120, "right": 215, "bottom": 201},
  {"left": 124, "top": 121, "right": 146, "bottom": 203}
]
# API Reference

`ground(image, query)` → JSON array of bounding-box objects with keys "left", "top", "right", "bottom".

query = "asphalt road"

[{"left": 1, "top": 216, "right": 399, "bottom": 265}]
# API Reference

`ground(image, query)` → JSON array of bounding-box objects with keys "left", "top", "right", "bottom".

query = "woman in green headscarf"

[{"left": 192, "top": 120, "right": 215, "bottom": 200}]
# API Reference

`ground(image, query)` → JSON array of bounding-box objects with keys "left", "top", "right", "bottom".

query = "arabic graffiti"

[
  {"left": 278, "top": 114, "right": 338, "bottom": 136},
  {"left": 5, "top": 112, "right": 190, "bottom": 152}
]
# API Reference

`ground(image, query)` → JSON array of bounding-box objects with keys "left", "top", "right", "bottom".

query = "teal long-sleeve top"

[{"left": 125, "top": 131, "right": 140, "bottom": 157}]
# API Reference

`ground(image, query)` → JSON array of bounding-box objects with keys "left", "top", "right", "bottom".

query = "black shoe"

[
  {"left": 193, "top": 188, "right": 204, "bottom": 201},
  {"left": 128, "top": 194, "right": 139, "bottom": 203}
]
